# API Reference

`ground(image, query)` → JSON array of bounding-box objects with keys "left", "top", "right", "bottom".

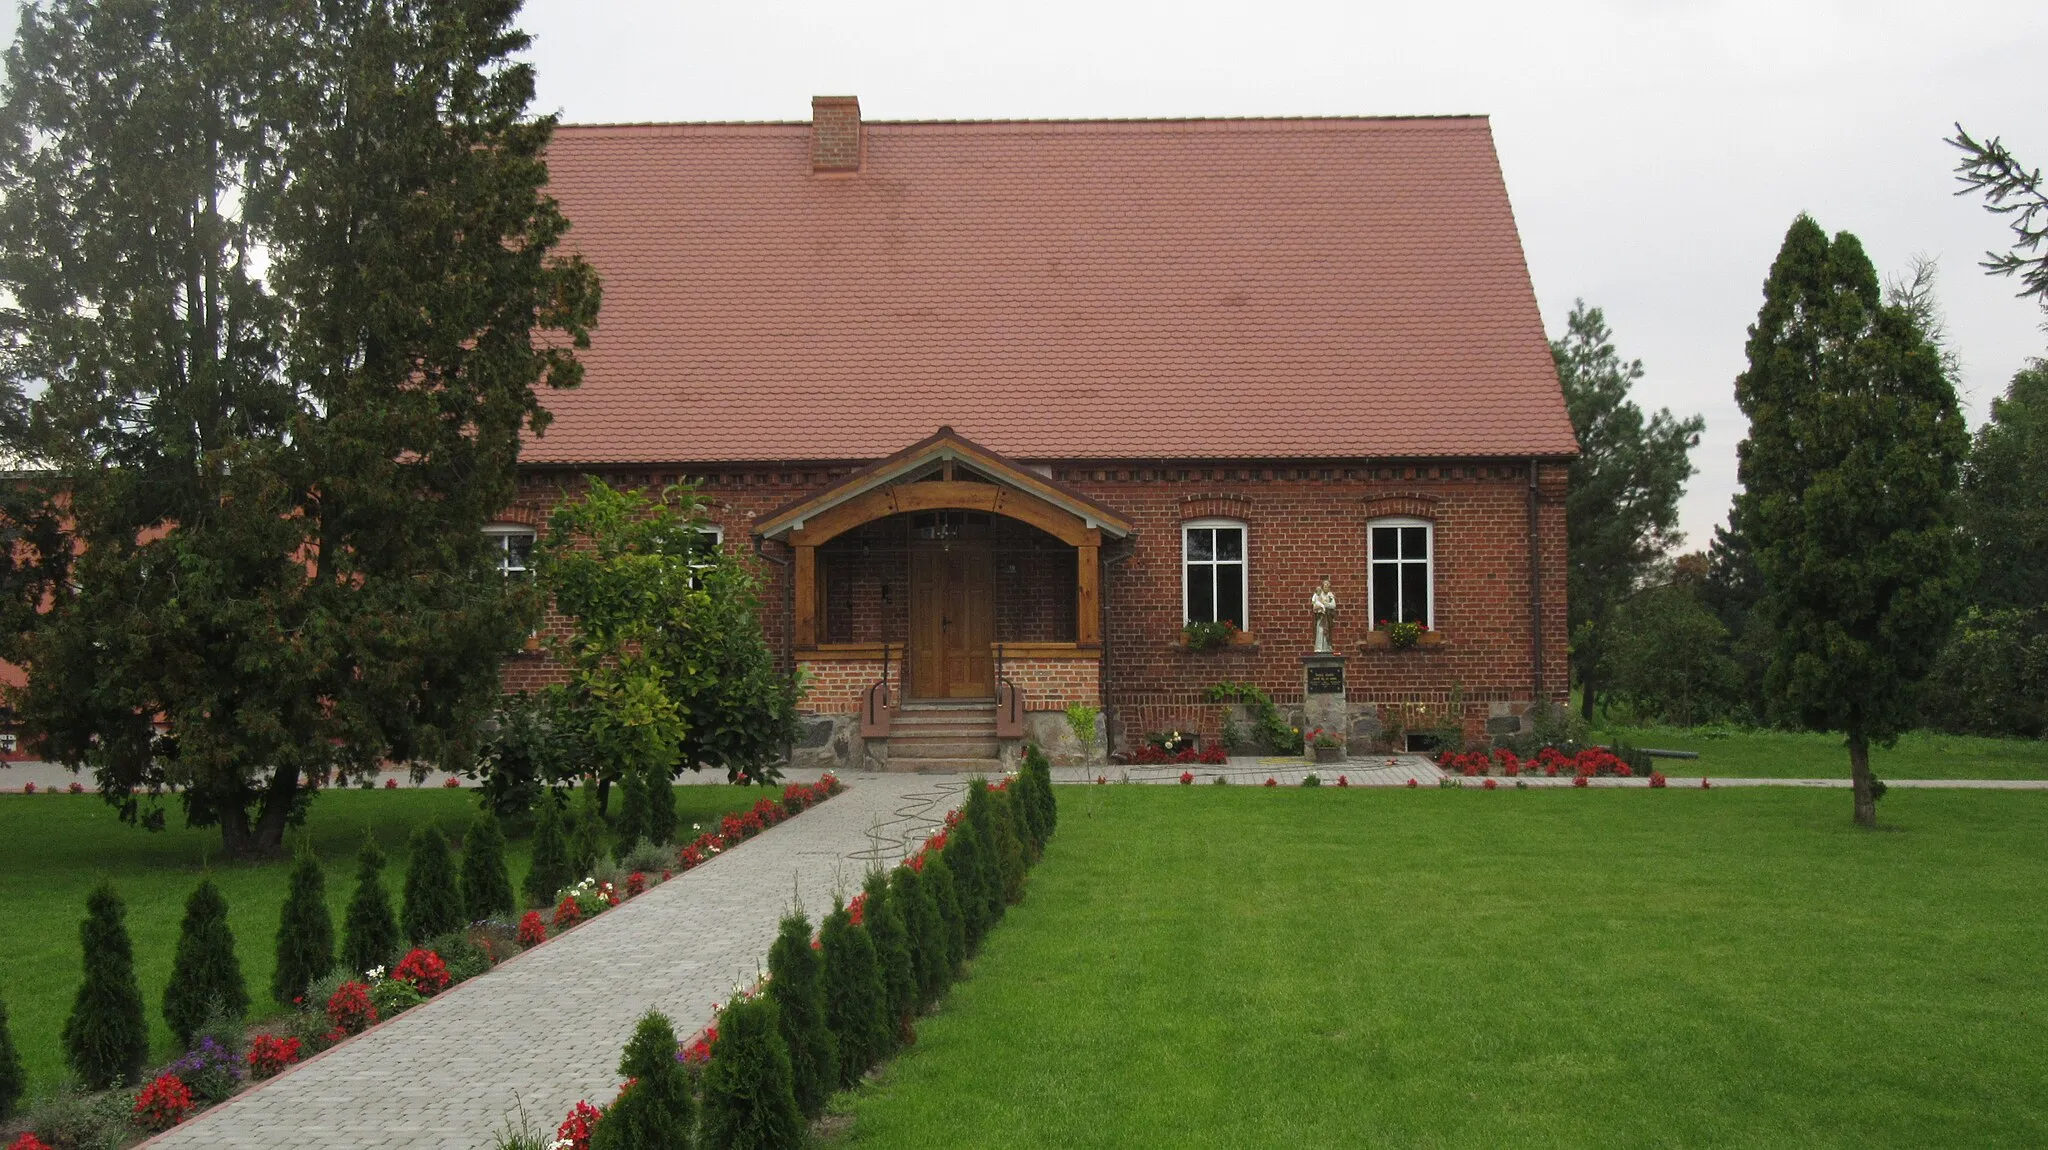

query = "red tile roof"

[{"left": 528, "top": 115, "right": 1577, "bottom": 465}]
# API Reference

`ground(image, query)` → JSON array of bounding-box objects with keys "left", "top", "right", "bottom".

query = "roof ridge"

[{"left": 553, "top": 113, "right": 1488, "bottom": 132}]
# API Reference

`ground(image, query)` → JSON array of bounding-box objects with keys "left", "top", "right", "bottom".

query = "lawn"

[
  {"left": 839, "top": 785, "right": 2048, "bottom": 1147},
  {"left": 0, "top": 784, "right": 764, "bottom": 1102},
  {"left": 1591, "top": 722, "right": 2048, "bottom": 779}
]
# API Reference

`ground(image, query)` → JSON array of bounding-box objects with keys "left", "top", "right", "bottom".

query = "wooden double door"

[{"left": 908, "top": 543, "right": 994, "bottom": 699}]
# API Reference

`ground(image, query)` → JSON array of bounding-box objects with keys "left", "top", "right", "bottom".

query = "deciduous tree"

[
  {"left": 1732, "top": 215, "right": 1970, "bottom": 826},
  {"left": 0, "top": 0, "right": 599, "bottom": 857},
  {"left": 1550, "top": 302, "right": 1703, "bottom": 720}
]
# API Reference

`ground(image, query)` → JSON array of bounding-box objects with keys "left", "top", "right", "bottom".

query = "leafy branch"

[{"left": 1949, "top": 123, "right": 2048, "bottom": 302}]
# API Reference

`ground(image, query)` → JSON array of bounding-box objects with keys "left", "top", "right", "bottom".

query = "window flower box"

[{"left": 1362, "top": 628, "right": 1444, "bottom": 650}]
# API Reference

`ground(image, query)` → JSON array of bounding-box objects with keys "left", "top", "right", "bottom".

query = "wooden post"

[
  {"left": 1077, "top": 530, "right": 1101, "bottom": 647},
  {"left": 794, "top": 542, "right": 817, "bottom": 649}
]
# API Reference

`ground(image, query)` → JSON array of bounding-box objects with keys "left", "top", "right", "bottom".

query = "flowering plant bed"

[{"left": 1437, "top": 745, "right": 1649, "bottom": 780}]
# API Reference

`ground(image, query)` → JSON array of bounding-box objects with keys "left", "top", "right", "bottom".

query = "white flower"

[{"left": 366, "top": 966, "right": 385, "bottom": 980}]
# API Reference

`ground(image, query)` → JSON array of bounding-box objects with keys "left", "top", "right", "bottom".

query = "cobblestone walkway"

[{"left": 143, "top": 773, "right": 965, "bottom": 1150}]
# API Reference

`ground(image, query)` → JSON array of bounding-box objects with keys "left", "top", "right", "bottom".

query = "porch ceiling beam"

[{"left": 793, "top": 480, "right": 1095, "bottom": 547}]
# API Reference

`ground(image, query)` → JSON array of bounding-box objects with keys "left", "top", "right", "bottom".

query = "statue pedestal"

[{"left": 1300, "top": 654, "right": 1347, "bottom": 753}]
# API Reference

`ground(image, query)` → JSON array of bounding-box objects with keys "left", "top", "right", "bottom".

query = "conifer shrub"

[
  {"left": 569, "top": 781, "right": 606, "bottom": 878},
  {"left": 611, "top": 768, "right": 650, "bottom": 862},
  {"left": 860, "top": 871, "right": 916, "bottom": 1046},
  {"left": 765, "top": 911, "right": 836, "bottom": 1120},
  {"left": 818, "top": 901, "right": 890, "bottom": 1088},
  {"left": 459, "top": 810, "right": 517, "bottom": 922},
  {"left": 645, "top": 763, "right": 676, "bottom": 846},
  {"left": 701, "top": 992, "right": 804, "bottom": 1149},
  {"left": 0, "top": 995, "right": 23, "bottom": 1122},
  {"left": 890, "top": 863, "right": 949, "bottom": 1008},
  {"left": 923, "top": 851, "right": 968, "bottom": 975},
  {"left": 988, "top": 788, "right": 1028, "bottom": 905},
  {"left": 524, "top": 797, "right": 573, "bottom": 908},
  {"left": 402, "top": 825, "right": 463, "bottom": 944},
  {"left": 1028, "top": 741, "right": 1059, "bottom": 838},
  {"left": 61, "top": 883, "right": 148, "bottom": 1089},
  {"left": 341, "top": 838, "right": 401, "bottom": 977},
  {"left": 943, "top": 815, "right": 992, "bottom": 950},
  {"left": 272, "top": 852, "right": 334, "bottom": 1006},
  {"left": 163, "top": 878, "right": 249, "bottom": 1048},
  {"left": 589, "top": 1010, "right": 694, "bottom": 1150}
]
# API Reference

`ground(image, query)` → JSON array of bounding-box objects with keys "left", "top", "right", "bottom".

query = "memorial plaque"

[{"left": 1306, "top": 663, "right": 1345, "bottom": 695}]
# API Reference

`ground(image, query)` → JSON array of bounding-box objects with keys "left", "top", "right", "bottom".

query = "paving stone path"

[{"left": 142, "top": 772, "right": 966, "bottom": 1150}]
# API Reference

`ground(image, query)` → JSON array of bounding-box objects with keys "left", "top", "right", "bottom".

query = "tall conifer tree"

[
  {"left": 524, "top": 795, "right": 572, "bottom": 907},
  {"left": 458, "top": 810, "right": 516, "bottom": 921},
  {"left": 402, "top": 824, "right": 462, "bottom": 943},
  {"left": 766, "top": 911, "right": 837, "bottom": 1120},
  {"left": 163, "top": 878, "right": 248, "bottom": 1048},
  {"left": 341, "top": 838, "right": 400, "bottom": 976},
  {"left": 861, "top": 870, "right": 916, "bottom": 1047},
  {"left": 819, "top": 901, "right": 890, "bottom": 1088},
  {"left": 61, "top": 883, "right": 147, "bottom": 1089},
  {"left": 1733, "top": 215, "right": 1970, "bottom": 826},
  {"left": 0, "top": 995, "right": 23, "bottom": 1122},
  {"left": 272, "top": 852, "right": 334, "bottom": 1006}
]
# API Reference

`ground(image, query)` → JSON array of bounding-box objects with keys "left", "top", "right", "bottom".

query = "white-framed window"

[
  {"left": 483, "top": 524, "right": 536, "bottom": 577},
  {"left": 688, "top": 525, "right": 724, "bottom": 587},
  {"left": 1182, "top": 518, "right": 1248, "bottom": 629},
  {"left": 1369, "top": 517, "right": 1433, "bottom": 627}
]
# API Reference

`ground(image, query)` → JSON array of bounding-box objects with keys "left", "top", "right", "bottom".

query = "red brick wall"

[
  {"left": 495, "top": 459, "right": 1570, "bottom": 745},
  {"left": 1005, "top": 656, "right": 1100, "bottom": 712},
  {"left": 794, "top": 656, "right": 886, "bottom": 713}
]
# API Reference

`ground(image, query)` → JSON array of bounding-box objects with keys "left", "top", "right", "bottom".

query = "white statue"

[{"left": 1310, "top": 578, "right": 1337, "bottom": 654}]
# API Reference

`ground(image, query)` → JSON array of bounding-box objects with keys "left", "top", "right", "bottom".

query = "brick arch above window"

[
  {"left": 486, "top": 507, "right": 544, "bottom": 528},
  {"left": 1180, "top": 494, "right": 1254, "bottom": 522},
  {"left": 1361, "top": 492, "right": 1440, "bottom": 521}
]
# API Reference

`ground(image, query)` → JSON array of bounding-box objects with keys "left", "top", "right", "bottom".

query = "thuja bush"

[
  {"left": 891, "top": 863, "right": 948, "bottom": 1009},
  {"left": 163, "top": 878, "right": 249, "bottom": 1048},
  {"left": 272, "top": 852, "right": 334, "bottom": 1006},
  {"left": 860, "top": 871, "right": 917, "bottom": 1045},
  {"left": 341, "top": 838, "right": 401, "bottom": 977},
  {"left": 0, "top": 995, "right": 22, "bottom": 1122},
  {"left": 459, "top": 810, "right": 517, "bottom": 921},
  {"left": 402, "top": 825, "right": 463, "bottom": 944},
  {"left": 569, "top": 780, "right": 606, "bottom": 878},
  {"left": 923, "top": 850, "right": 967, "bottom": 975},
  {"left": 645, "top": 763, "right": 676, "bottom": 847},
  {"left": 700, "top": 993, "right": 804, "bottom": 1150},
  {"left": 988, "top": 787, "right": 1028, "bottom": 905},
  {"left": 819, "top": 900, "right": 889, "bottom": 1088},
  {"left": 524, "top": 797, "right": 573, "bottom": 908},
  {"left": 611, "top": 768, "right": 650, "bottom": 863},
  {"left": 589, "top": 1010, "right": 694, "bottom": 1150},
  {"left": 943, "top": 815, "right": 992, "bottom": 950},
  {"left": 1025, "top": 742, "right": 1058, "bottom": 842},
  {"left": 61, "top": 883, "right": 148, "bottom": 1089},
  {"left": 765, "top": 911, "right": 836, "bottom": 1120}
]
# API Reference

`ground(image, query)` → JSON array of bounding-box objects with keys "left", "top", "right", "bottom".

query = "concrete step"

[
  {"left": 887, "top": 721, "right": 999, "bottom": 738},
  {"left": 888, "top": 757, "right": 1006, "bottom": 773},
  {"left": 890, "top": 738, "right": 1003, "bottom": 759}
]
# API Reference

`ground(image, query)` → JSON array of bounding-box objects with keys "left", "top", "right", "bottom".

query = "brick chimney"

[{"left": 810, "top": 95, "right": 862, "bottom": 174}]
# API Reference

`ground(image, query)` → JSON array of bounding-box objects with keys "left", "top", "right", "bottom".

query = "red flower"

[
  {"left": 1482, "top": 777, "right": 1498, "bottom": 790},
  {"left": 1405, "top": 778, "right": 1418, "bottom": 788},
  {"left": 848, "top": 891, "right": 868, "bottom": 927},
  {"left": 246, "top": 1034, "right": 303, "bottom": 1079},
  {"left": 681, "top": 1026, "right": 718, "bottom": 1065},
  {"left": 383, "top": 777, "right": 397, "bottom": 789},
  {"left": 554, "top": 895, "right": 582, "bottom": 930},
  {"left": 1263, "top": 777, "right": 1277, "bottom": 787},
  {"left": 517, "top": 910, "right": 547, "bottom": 947},
  {"left": 9, "top": 1133, "right": 55, "bottom": 1150},
  {"left": 395, "top": 948, "right": 451, "bottom": 995},
  {"left": 67, "top": 780, "right": 83, "bottom": 793},
  {"left": 1179, "top": 771, "right": 1194, "bottom": 785},
  {"left": 626, "top": 872, "right": 648, "bottom": 897},
  {"left": 554, "top": 1100, "right": 603, "bottom": 1150},
  {"left": 19, "top": 782, "right": 32, "bottom": 794},
  {"left": 1572, "top": 775, "right": 1588, "bottom": 788},
  {"left": 325, "top": 980, "right": 377, "bottom": 1036},
  {"left": 1649, "top": 771, "right": 1668, "bottom": 789},
  {"left": 1544, "top": 763, "right": 1559, "bottom": 777},
  {"left": 1199, "top": 746, "right": 1229, "bottom": 765},
  {"left": 1095, "top": 776, "right": 1107, "bottom": 785},
  {"left": 926, "top": 829, "right": 949, "bottom": 853},
  {"left": 132, "top": 1074, "right": 194, "bottom": 1131},
  {"left": 441, "top": 776, "right": 460, "bottom": 788},
  {"left": 1700, "top": 777, "right": 1712, "bottom": 789},
  {"left": 1336, "top": 775, "right": 1348, "bottom": 787}
]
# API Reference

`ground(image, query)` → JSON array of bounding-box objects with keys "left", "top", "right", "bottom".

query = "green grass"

[
  {"left": 1592, "top": 722, "right": 2048, "bottom": 779},
  {"left": 840, "top": 786, "right": 2048, "bottom": 1147},
  {"left": 0, "top": 785, "right": 763, "bottom": 1101}
]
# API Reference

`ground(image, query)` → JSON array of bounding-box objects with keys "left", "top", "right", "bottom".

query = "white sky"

[{"left": 7, "top": 1, "right": 2044, "bottom": 549}]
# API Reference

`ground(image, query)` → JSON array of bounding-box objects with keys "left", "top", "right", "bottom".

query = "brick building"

[{"left": 497, "top": 97, "right": 1577, "bottom": 769}]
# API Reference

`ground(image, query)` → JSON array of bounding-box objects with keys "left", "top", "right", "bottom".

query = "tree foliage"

[
  {"left": 1960, "top": 361, "right": 2048, "bottom": 613},
  {"left": 62, "top": 883, "right": 147, "bottom": 1089},
  {"left": 459, "top": 810, "right": 516, "bottom": 922},
  {"left": 1949, "top": 125, "right": 2048, "bottom": 304},
  {"left": 1551, "top": 302, "right": 1704, "bottom": 719},
  {"left": 891, "top": 863, "right": 948, "bottom": 1011},
  {"left": 1606, "top": 577, "right": 1741, "bottom": 729},
  {"left": 861, "top": 870, "right": 917, "bottom": 1048},
  {"left": 818, "top": 900, "right": 889, "bottom": 1089},
  {"left": 0, "top": 0, "right": 600, "bottom": 857},
  {"left": 0, "top": 995, "right": 24, "bottom": 1122},
  {"left": 272, "top": 852, "right": 334, "bottom": 1006},
  {"left": 163, "top": 878, "right": 249, "bottom": 1049},
  {"left": 700, "top": 993, "right": 805, "bottom": 1150},
  {"left": 341, "top": 838, "right": 399, "bottom": 977},
  {"left": 590, "top": 1010, "right": 694, "bottom": 1150},
  {"left": 523, "top": 795, "right": 573, "bottom": 908},
  {"left": 402, "top": 825, "right": 462, "bottom": 944},
  {"left": 765, "top": 911, "right": 837, "bottom": 1120},
  {"left": 1733, "top": 215, "right": 1970, "bottom": 826}
]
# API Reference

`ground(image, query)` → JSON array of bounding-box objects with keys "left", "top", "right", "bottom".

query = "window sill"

[{"left": 1359, "top": 630, "right": 1445, "bottom": 651}]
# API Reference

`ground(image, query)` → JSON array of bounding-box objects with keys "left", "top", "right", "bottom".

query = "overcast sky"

[{"left": 7, "top": 1, "right": 2042, "bottom": 549}]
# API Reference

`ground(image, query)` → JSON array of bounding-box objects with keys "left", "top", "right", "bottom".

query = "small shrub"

[
  {"left": 1302, "top": 773, "right": 1321, "bottom": 788},
  {"left": 516, "top": 910, "right": 547, "bottom": 947},
  {"left": 424, "top": 929, "right": 492, "bottom": 984},
  {"left": 325, "top": 981, "right": 376, "bottom": 1037},
  {"left": 1649, "top": 770, "right": 1668, "bottom": 788},
  {"left": 272, "top": 853, "right": 334, "bottom": 1007},
  {"left": 1182, "top": 618, "right": 1238, "bottom": 650},
  {"left": 459, "top": 810, "right": 517, "bottom": 922},
  {"left": 617, "top": 837, "right": 671, "bottom": 876},
  {"left": 589, "top": 1011, "right": 694, "bottom": 1150},
  {"left": 699, "top": 993, "right": 803, "bottom": 1149},
  {"left": 1063, "top": 702, "right": 1100, "bottom": 753},
  {"left": 167, "top": 1035, "right": 242, "bottom": 1104},
  {"left": 62, "top": 883, "right": 148, "bottom": 1090},
  {"left": 0, "top": 996, "right": 23, "bottom": 1122},
  {"left": 246, "top": 1034, "right": 302, "bottom": 1079},
  {"left": 368, "top": 977, "right": 423, "bottom": 1018},
  {"left": 163, "top": 879, "right": 249, "bottom": 1049},
  {"left": 819, "top": 900, "right": 890, "bottom": 1087},
  {"left": 393, "top": 948, "right": 451, "bottom": 995},
  {"left": 922, "top": 852, "right": 968, "bottom": 976},
  {"left": 341, "top": 838, "right": 401, "bottom": 978},
  {"left": 1180, "top": 771, "right": 1194, "bottom": 784},
  {"left": 402, "top": 825, "right": 463, "bottom": 944},
  {"left": 131, "top": 1073, "right": 194, "bottom": 1131},
  {"left": 523, "top": 797, "right": 574, "bottom": 909},
  {"left": 23, "top": 1085, "right": 135, "bottom": 1150},
  {"left": 1212, "top": 773, "right": 1228, "bottom": 785}
]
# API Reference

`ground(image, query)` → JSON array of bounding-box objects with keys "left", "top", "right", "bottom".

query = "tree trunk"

[
  {"left": 218, "top": 765, "right": 302, "bottom": 859},
  {"left": 1580, "top": 680, "right": 1598, "bottom": 723},
  {"left": 1847, "top": 728, "right": 1877, "bottom": 829}
]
